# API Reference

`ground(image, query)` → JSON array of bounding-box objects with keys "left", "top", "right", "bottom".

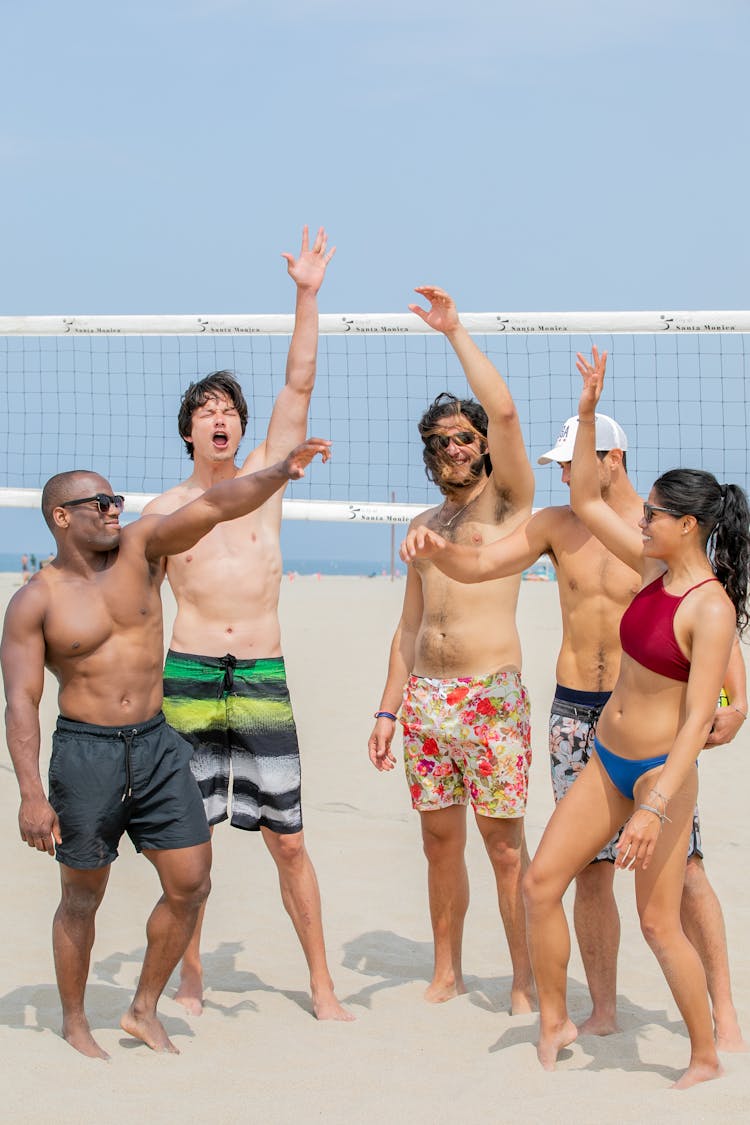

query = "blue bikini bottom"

[{"left": 593, "top": 736, "right": 668, "bottom": 800}]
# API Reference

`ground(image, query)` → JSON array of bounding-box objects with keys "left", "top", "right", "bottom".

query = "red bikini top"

[{"left": 619, "top": 575, "right": 718, "bottom": 682}]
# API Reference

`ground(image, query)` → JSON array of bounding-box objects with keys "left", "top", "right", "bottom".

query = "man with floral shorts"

[
  {"left": 403, "top": 673, "right": 531, "bottom": 818},
  {"left": 368, "top": 286, "right": 536, "bottom": 1012}
]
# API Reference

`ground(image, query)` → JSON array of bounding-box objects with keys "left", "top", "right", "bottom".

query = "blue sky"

[{"left": 2, "top": 1, "right": 749, "bottom": 562}]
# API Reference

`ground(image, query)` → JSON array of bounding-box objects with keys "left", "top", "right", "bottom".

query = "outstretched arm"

[
  {"left": 1, "top": 588, "right": 62, "bottom": 856},
  {"left": 143, "top": 439, "right": 331, "bottom": 560},
  {"left": 259, "top": 225, "right": 335, "bottom": 466},
  {"left": 410, "top": 286, "right": 534, "bottom": 509},
  {"left": 400, "top": 509, "right": 553, "bottom": 582},
  {"left": 570, "top": 347, "right": 646, "bottom": 576}
]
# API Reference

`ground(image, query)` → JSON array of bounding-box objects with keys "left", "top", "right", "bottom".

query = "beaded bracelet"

[{"left": 374, "top": 711, "right": 398, "bottom": 721}]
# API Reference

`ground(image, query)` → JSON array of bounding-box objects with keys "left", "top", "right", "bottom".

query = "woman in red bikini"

[{"left": 524, "top": 346, "right": 750, "bottom": 1088}]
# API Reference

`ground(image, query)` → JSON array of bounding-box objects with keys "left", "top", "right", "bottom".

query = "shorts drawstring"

[
  {"left": 218, "top": 654, "right": 236, "bottom": 698},
  {"left": 117, "top": 728, "right": 137, "bottom": 802}
]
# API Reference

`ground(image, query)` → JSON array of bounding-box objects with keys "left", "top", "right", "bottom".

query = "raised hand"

[
  {"left": 283, "top": 437, "right": 332, "bottom": 480},
  {"left": 400, "top": 526, "right": 448, "bottom": 563},
  {"left": 575, "top": 345, "right": 608, "bottom": 421},
  {"left": 282, "top": 225, "right": 336, "bottom": 293},
  {"left": 408, "top": 286, "right": 460, "bottom": 335}
]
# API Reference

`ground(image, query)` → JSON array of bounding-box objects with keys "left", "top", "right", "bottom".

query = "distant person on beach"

[
  {"left": 368, "top": 286, "right": 536, "bottom": 1011},
  {"left": 0, "top": 443, "right": 328, "bottom": 1059},
  {"left": 400, "top": 402, "right": 748, "bottom": 1050},
  {"left": 20, "top": 553, "right": 29, "bottom": 584},
  {"left": 143, "top": 226, "right": 352, "bottom": 1022}
]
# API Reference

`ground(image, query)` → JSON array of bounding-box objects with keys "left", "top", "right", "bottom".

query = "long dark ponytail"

[{"left": 654, "top": 468, "right": 750, "bottom": 636}]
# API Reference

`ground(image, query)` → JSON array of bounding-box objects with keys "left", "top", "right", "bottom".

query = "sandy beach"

[{"left": 1, "top": 572, "right": 748, "bottom": 1123}]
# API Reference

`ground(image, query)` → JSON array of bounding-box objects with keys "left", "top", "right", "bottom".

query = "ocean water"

[{"left": 0, "top": 552, "right": 555, "bottom": 580}]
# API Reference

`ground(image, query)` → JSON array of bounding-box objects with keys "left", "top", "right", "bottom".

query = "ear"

[
  {"left": 681, "top": 514, "right": 698, "bottom": 534},
  {"left": 52, "top": 506, "right": 70, "bottom": 529},
  {"left": 606, "top": 448, "right": 624, "bottom": 469}
]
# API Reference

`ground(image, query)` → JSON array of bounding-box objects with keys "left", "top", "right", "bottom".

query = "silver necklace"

[{"left": 437, "top": 485, "right": 485, "bottom": 529}]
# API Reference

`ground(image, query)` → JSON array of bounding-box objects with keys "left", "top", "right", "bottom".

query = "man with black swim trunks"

[{"left": 0, "top": 440, "right": 329, "bottom": 1059}]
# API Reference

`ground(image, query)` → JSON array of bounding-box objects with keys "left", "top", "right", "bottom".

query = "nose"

[{"left": 560, "top": 462, "right": 571, "bottom": 486}]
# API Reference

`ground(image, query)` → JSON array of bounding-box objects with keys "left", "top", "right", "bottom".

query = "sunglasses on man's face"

[
  {"left": 642, "top": 501, "right": 682, "bottom": 524},
  {"left": 61, "top": 493, "right": 125, "bottom": 514},
  {"left": 424, "top": 430, "right": 479, "bottom": 452}
]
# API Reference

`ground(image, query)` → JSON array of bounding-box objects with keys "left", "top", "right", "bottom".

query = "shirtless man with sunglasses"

[
  {"left": 0, "top": 440, "right": 329, "bottom": 1060},
  {"left": 368, "top": 286, "right": 536, "bottom": 1011}
]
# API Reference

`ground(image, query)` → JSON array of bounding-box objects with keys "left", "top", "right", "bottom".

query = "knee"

[
  {"left": 268, "top": 832, "right": 306, "bottom": 871},
  {"left": 484, "top": 831, "right": 523, "bottom": 879},
  {"left": 166, "top": 872, "right": 211, "bottom": 913},
  {"left": 681, "top": 856, "right": 705, "bottom": 902},
  {"left": 575, "top": 861, "right": 615, "bottom": 907},
  {"left": 638, "top": 906, "right": 678, "bottom": 953},
  {"left": 522, "top": 862, "right": 555, "bottom": 915},
  {"left": 421, "top": 826, "right": 463, "bottom": 866},
  {"left": 60, "top": 882, "right": 106, "bottom": 919}
]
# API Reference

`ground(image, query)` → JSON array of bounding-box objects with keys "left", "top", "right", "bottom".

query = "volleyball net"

[{"left": 1, "top": 310, "right": 748, "bottom": 522}]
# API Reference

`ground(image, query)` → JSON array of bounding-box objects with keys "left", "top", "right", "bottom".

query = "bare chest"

[{"left": 44, "top": 576, "right": 161, "bottom": 664}]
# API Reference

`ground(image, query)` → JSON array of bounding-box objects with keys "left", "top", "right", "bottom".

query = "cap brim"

[{"left": 537, "top": 445, "right": 572, "bottom": 465}]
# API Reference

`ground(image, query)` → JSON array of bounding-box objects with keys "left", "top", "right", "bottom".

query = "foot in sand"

[
  {"left": 715, "top": 1014, "right": 749, "bottom": 1053},
  {"left": 536, "top": 1018, "right": 578, "bottom": 1071},
  {"left": 510, "top": 984, "right": 537, "bottom": 1015},
  {"left": 174, "top": 965, "right": 204, "bottom": 1016},
  {"left": 312, "top": 986, "right": 356, "bottom": 1021},
  {"left": 577, "top": 1010, "right": 619, "bottom": 1036},
  {"left": 62, "top": 1016, "right": 110, "bottom": 1060},
  {"left": 120, "top": 1006, "right": 179, "bottom": 1053},
  {"left": 424, "top": 974, "right": 467, "bottom": 1004},
  {"left": 672, "top": 1060, "right": 724, "bottom": 1089}
]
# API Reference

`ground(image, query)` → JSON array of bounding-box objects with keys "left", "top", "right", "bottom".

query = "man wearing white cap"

[{"left": 401, "top": 405, "right": 747, "bottom": 1048}]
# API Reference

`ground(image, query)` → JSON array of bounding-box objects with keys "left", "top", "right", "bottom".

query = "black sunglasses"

[
  {"left": 643, "top": 501, "right": 682, "bottom": 524},
  {"left": 424, "top": 430, "right": 479, "bottom": 452},
  {"left": 61, "top": 493, "right": 125, "bottom": 514}
]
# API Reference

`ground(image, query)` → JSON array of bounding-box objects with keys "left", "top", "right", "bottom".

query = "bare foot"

[
  {"left": 62, "top": 1016, "right": 110, "bottom": 1060},
  {"left": 312, "top": 987, "right": 356, "bottom": 1022},
  {"left": 536, "top": 1018, "right": 578, "bottom": 1071},
  {"left": 672, "top": 1059, "right": 724, "bottom": 1089},
  {"left": 174, "top": 965, "right": 204, "bottom": 1016},
  {"left": 424, "top": 976, "right": 467, "bottom": 1004},
  {"left": 510, "top": 984, "right": 537, "bottom": 1015},
  {"left": 715, "top": 1014, "right": 749, "bottom": 1053},
  {"left": 120, "top": 1006, "right": 179, "bottom": 1053},
  {"left": 577, "top": 1010, "right": 619, "bottom": 1036}
]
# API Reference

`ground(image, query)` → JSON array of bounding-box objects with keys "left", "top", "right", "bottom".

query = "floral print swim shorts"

[{"left": 401, "top": 671, "right": 531, "bottom": 818}]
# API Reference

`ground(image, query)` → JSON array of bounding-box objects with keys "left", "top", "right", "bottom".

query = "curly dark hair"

[
  {"left": 177, "top": 370, "right": 248, "bottom": 460},
  {"left": 417, "top": 392, "right": 492, "bottom": 487},
  {"left": 654, "top": 468, "right": 750, "bottom": 635}
]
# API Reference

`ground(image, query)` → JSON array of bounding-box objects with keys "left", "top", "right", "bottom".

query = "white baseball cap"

[{"left": 538, "top": 413, "right": 628, "bottom": 465}]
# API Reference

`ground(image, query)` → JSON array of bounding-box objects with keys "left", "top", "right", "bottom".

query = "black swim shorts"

[{"left": 49, "top": 711, "right": 210, "bottom": 870}]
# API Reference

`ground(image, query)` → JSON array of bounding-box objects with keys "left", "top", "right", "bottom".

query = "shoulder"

[
  {"left": 142, "top": 481, "right": 196, "bottom": 516},
  {"left": 2, "top": 574, "right": 51, "bottom": 632},
  {"left": 410, "top": 504, "right": 442, "bottom": 532}
]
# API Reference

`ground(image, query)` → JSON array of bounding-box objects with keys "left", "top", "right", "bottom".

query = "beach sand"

[{"left": 0, "top": 573, "right": 748, "bottom": 1123}]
